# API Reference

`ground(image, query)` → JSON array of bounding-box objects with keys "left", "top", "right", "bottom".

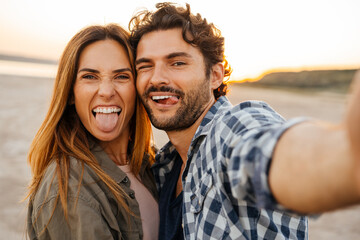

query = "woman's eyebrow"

[
  {"left": 77, "top": 68, "right": 132, "bottom": 74},
  {"left": 112, "top": 68, "right": 132, "bottom": 73},
  {"left": 78, "top": 68, "right": 99, "bottom": 73}
]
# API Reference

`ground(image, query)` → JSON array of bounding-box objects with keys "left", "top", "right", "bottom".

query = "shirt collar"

[
  {"left": 152, "top": 141, "right": 178, "bottom": 168},
  {"left": 193, "top": 96, "right": 232, "bottom": 140},
  {"left": 153, "top": 96, "right": 232, "bottom": 166}
]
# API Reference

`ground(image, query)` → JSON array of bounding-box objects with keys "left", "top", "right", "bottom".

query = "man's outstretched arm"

[{"left": 269, "top": 71, "right": 360, "bottom": 214}]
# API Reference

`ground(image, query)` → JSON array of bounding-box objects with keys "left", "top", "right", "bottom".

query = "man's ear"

[{"left": 210, "top": 62, "right": 225, "bottom": 90}]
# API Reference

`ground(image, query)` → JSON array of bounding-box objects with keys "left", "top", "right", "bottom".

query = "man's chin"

[
  {"left": 150, "top": 118, "right": 178, "bottom": 131},
  {"left": 150, "top": 119, "right": 175, "bottom": 131},
  {"left": 151, "top": 116, "right": 197, "bottom": 132}
]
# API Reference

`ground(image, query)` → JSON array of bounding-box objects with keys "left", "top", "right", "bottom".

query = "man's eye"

[
  {"left": 137, "top": 65, "right": 152, "bottom": 71},
  {"left": 173, "top": 61, "right": 185, "bottom": 66}
]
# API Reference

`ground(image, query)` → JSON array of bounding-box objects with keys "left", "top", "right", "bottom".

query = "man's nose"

[{"left": 149, "top": 64, "right": 169, "bottom": 86}]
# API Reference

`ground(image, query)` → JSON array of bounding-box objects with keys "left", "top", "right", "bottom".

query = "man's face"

[{"left": 135, "top": 28, "right": 214, "bottom": 131}]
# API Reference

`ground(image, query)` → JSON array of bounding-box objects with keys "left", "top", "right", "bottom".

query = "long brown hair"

[
  {"left": 129, "top": 2, "right": 233, "bottom": 100},
  {"left": 27, "top": 24, "right": 154, "bottom": 222}
]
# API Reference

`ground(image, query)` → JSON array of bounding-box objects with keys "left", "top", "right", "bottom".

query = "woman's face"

[{"left": 73, "top": 39, "right": 136, "bottom": 143}]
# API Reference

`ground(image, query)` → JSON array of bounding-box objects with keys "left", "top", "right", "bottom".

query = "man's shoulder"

[
  {"left": 220, "top": 99, "right": 280, "bottom": 116},
  {"left": 213, "top": 99, "right": 285, "bottom": 129}
]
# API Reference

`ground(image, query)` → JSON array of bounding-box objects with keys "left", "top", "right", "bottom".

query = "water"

[{"left": 0, "top": 60, "right": 57, "bottom": 78}]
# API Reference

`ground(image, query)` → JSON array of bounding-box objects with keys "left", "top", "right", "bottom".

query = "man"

[{"left": 130, "top": 2, "right": 360, "bottom": 239}]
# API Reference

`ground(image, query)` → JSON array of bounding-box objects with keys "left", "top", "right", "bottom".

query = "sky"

[{"left": 1, "top": 0, "right": 359, "bottom": 80}]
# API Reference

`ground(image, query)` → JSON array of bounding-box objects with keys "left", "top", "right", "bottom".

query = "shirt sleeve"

[
  {"left": 220, "top": 102, "right": 307, "bottom": 212},
  {"left": 30, "top": 195, "right": 118, "bottom": 240}
]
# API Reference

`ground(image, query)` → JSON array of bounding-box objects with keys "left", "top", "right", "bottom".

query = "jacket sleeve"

[{"left": 29, "top": 195, "right": 119, "bottom": 240}]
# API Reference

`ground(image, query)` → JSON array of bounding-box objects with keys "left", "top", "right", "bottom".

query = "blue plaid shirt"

[{"left": 152, "top": 96, "right": 308, "bottom": 239}]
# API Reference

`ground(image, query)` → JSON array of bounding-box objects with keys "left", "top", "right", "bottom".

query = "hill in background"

[
  {"left": 0, "top": 53, "right": 57, "bottom": 65},
  {"left": 238, "top": 69, "right": 358, "bottom": 93}
]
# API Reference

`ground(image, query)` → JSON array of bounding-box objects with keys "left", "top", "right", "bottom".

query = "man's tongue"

[
  {"left": 95, "top": 113, "right": 119, "bottom": 132},
  {"left": 157, "top": 96, "right": 179, "bottom": 105}
]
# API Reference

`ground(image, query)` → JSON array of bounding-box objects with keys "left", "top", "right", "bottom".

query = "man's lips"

[
  {"left": 150, "top": 94, "right": 180, "bottom": 104},
  {"left": 144, "top": 86, "right": 183, "bottom": 105}
]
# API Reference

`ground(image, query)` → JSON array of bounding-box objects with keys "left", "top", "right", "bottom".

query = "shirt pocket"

[{"left": 189, "top": 171, "right": 213, "bottom": 213}]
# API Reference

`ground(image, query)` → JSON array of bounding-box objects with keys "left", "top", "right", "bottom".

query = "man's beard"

[{"left": 141, "top": 78, "right": 212, "bottom": 131}]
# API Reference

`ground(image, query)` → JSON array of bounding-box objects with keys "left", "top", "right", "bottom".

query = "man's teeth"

[
  {"left": 152, "top": 96, "right": 177, "bottom": 100},
  {"left": 93, "top": 107, "right": 121, "bottom": 114}
]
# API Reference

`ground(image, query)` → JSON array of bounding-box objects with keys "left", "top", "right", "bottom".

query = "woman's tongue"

[{"left": 95, "top": 113, "right": 119, "bottom": 132}]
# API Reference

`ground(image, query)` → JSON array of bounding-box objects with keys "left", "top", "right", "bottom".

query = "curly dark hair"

[{"left": 129, "top": 2, "right": 232, "bottom": 99}]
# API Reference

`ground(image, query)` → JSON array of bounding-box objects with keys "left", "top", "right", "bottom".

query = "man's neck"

[
  {"left": 166, "top": 99, "right": 215, "bottom": 164},
  {"left": 167, "top": 120, "right": 200, "bottom": 164}
]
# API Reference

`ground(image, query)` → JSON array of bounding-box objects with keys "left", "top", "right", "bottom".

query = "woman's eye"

[
  {"left": 115, "top": 74, "right": 130, "bottom": 80},
  {"left": 82, "top": 74, "right": 96, "bottom": 80}
]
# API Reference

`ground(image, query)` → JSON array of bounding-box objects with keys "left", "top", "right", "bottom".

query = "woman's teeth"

[{"left": 93, "top": 107, "right": 121, "bottom": 114}]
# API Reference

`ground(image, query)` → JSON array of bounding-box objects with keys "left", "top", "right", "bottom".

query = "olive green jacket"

[{"left": 27, "top": 142, "right": 158, "bottom": 240}]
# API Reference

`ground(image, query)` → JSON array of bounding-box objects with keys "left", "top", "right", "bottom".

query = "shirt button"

[
  {"left": 122, "top": 177, "right": 129, "bottom": 183},
  {"left": 129, "top": 192, "right": 135, "bottom": 199}
]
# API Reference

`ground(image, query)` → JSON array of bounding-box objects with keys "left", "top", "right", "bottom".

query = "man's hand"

[
  {"left": 345, "top": 70, "right": 360, "bottom": 197},
  {"left": 269, "top": 70, "right": 360, "bottom": 213}
]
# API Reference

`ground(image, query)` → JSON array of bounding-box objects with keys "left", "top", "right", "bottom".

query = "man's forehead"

[{"left": 136, "top": 29, "right": 197, "bottom": 60}]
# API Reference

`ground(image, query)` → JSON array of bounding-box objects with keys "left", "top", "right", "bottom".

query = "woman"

[{"left": 26, "top": 24, "right": 159, "bottom": 239}]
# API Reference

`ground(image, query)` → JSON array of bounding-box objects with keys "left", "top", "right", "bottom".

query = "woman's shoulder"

[
  {"left": 31, "top": 158, "right": 102, "bottom": 211},
  {"left": 27, "top": 158, "right": 119, "bottom": 239}
]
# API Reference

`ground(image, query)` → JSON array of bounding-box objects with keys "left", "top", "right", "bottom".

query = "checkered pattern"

[{"left": 152, "top": 96, "right": 308, "bottom": 240}]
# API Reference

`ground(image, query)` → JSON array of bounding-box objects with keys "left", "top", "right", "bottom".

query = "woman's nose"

[{"left": 98, "top": 80, "right": 115, "bottom": 99}]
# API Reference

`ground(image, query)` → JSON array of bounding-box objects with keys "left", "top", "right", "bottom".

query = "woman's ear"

[{"left": 210, "top": 62, "right": 225, "bottom": 90}]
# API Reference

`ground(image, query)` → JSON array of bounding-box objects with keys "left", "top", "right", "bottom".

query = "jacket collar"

[
  {"left": 89, "top": 137, "right": 149, "bottom": 183},
  {"left": 192, "top": 96, "right": 232, "bottom": 140}
]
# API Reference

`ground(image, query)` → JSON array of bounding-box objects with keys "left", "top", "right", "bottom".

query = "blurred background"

[
  {"left": 1, "top": 0, "right": 360, "bottom": 79},
  {"left": 0, "top": 0, "right": 359, "bottom": 239}
]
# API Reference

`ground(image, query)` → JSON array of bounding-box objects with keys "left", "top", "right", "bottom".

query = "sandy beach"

[{"left": 1, "top": 74, "right": 359, "bottom": 239}]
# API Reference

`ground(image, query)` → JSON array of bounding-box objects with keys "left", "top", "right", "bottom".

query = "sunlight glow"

[{"left": 1, "top": 0, "right": 359, "bottom": 80}]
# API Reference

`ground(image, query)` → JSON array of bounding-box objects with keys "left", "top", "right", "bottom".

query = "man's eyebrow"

[
  {"left": 135, "top": 52, "right": 192, "bottom": 66},
  {"left": 166, "top": 52, "right": 192, "bottom": 59},
  {"left": 135, "top": 58, "right": 151, "bottom": 66},
  {"left": 77, "top": 68, "right": 132, "bottom": 74}
]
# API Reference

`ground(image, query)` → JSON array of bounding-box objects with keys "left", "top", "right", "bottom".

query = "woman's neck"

[{"left": 99, "top": 134, "right": 130, "bottom": 166}]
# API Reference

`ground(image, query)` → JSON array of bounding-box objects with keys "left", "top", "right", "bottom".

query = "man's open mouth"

[{"left": 151, "top": 95, "right": 180, "bottom": 104}]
